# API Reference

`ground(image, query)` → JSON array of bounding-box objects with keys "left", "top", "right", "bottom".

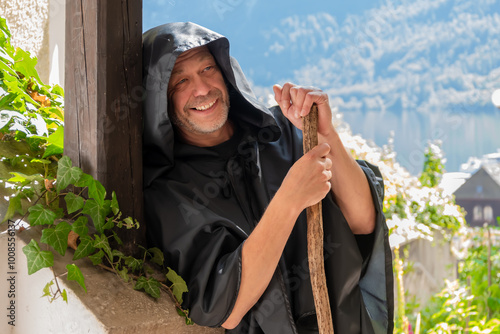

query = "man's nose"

[{"left": 191, "top": 76, "right": 211, "bottom": 97}]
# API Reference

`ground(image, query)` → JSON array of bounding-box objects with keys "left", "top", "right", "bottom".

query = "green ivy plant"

[{"left": 0, "top": 17, "right": 192, "bottom": 325}]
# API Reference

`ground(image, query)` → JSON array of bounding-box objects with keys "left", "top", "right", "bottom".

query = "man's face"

[{"left": 167, "top": 46, "right": 231, "bottom": 146}]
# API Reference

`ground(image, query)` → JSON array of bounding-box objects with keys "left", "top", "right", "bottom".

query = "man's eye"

[
  {"left": 176, "top": 78, "right": 187, "bottom": 85},
  {"left": 203, "top": 66, "right": 214, "bottom": 72}
]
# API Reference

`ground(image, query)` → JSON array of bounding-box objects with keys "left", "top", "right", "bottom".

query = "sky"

[{"left": 143, "top": 0, "right": 500, "bottom": 174}]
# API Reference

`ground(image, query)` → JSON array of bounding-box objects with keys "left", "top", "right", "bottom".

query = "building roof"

[{"left": 454, "top": 163, "right": 500, "bottom": 200}]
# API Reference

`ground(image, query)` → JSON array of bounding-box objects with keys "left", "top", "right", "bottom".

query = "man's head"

[{"left": 167, "top": 45, "right": 232, "bottom": 147}]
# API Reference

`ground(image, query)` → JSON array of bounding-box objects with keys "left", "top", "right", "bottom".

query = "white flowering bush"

[{"left": 336, "top": 120, "right": 466, "bottom": 248}]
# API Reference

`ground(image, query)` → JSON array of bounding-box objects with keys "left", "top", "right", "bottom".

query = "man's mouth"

[{"left": 193, "top": 99, "right": 216, "bottom": 111}]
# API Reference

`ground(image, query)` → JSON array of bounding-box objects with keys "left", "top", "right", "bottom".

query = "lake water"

[{"left": 342, "top": 108, "right": 500, "bottom": 174}]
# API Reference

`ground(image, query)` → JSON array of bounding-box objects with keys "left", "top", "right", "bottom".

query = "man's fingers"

[
  {"left": 300, "top": 91, "right": 329, "bottom": 117},
  {"left": 274, "top": 83, "right": 293, "bottom": 114},
  {"left": 310, "top": 142, "right": 331, "bottom": 157},
  {"left": 273, "top": 84, "right": 282, "bottom": 105}
]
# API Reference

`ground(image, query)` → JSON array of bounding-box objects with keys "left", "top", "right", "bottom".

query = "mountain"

[{"left": 143, "top": 0, "right": 500, "bottom": 174}]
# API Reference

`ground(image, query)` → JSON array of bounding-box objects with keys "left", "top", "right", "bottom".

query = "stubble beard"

[{"left": 172, "top": 89, "right": 230, "bottom": 135}]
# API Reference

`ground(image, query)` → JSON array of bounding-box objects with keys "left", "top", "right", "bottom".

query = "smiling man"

[
  {"left": 167, "top": 46, "right": 233, "bottom": 145},
  {"left": 143, "top": 22, "right": 393, "bottom": 334}
]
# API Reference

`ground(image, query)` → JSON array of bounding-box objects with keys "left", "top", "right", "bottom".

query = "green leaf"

[
  {"left": 73, "top": 235, "right": 96, "bottom": 260},
  {"left": 124, "top": 256, "right": 143, "bottom": 273},
  {"left": 40, "top": 221, "right": 71, "bottom": 256},
  {"left": 148, "top": 247, "right": 164, "bottom": 266},
  {"left": 111, "top": 191, "right": 120, "bottom": 215},
  {"left": 43, "top": 144, "right": 64, "bottom": 158},
  {"left": 56, "top": 156, "right": 83, "bottom": 192},
  {"left": 88, "top": 250, "right": 104, "bottom": 265},
  {"left": 117, "top": 267, "right": 129, "bottom": 282},
  {"left": 2, "top": 193, "right": 23, "bottom": 222},
  {"left": 111, "top": 249, "right": 125, "bottom": 261},
  {"left": 134, "top": 276, "right": 161, "bottom": 299},
  {"left": 8, "top": 172, "right": 43, "bottom": 184},
  {"left": 30, "top": 158, "right": 51, "bottom": 164},
  {"left": 75, "top": 173, "right": 94, "bottom": 188},
  {"left": 176, "top": 307, "right": 194, "bottom": 325},
  {"left": 46, "top": 125, "right": 63, "bottom": 147},
  {"left": 64, "top": 192, "right": 84, "bottom": 214},
  {"left": 42, "top": 126, "right": 64, "bottom": 158},
  {"left": 123, "top": 217, "right": 136, "bottom": 229},
  {"left": 111, "top": 230, "right": 123, "bottom": 245},
  {"left": 61, "top": 289, "right": 68, "bottom": 303},
  {"left": 93, "top": 234, "right": 112, "bottom": 261},
  {"left": 87, "top": 178, "right": 106, "bottom": 206},
  {"left": 82, "top": 199, "right": 111, "bottom": 234},
  {"left": 13, "top": 47, "right": 42, "bottom": 82},
  {"left": 166, "top": 267, "right": 188, "bottom": 304},
  {"left": 72, "top": 216, "right": 89, "bottom": 236},
  {"left": 102, "top": 214, "right": 114, "bottom": 231},
  {"left": 66, "top": 264, "right": 86, "bottom": 292},
  {"left": 41, "top": 280, "right": 54, "bottom": 297},
  {"left": 22, "top": 239, "right": 54, "bottom": 275},
  {"left": 28, "top": 203, "right": 60, "bottom": 226}
]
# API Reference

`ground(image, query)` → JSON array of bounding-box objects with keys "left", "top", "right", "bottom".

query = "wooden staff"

[{"left": 302, "top": 104, "right": 334, "bottom": 334}]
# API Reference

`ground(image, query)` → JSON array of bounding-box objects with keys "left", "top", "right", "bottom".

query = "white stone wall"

[{"left": 0, "top": 0, "right": 50, "bottom": 84}]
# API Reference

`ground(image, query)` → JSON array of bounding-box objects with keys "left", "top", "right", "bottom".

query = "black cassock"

[{"left": 142, "top": 22, "right": 394, "bottom": 334}]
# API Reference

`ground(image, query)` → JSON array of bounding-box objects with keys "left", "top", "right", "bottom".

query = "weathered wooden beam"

[{"left": 65, "top": 0, "right": 144, "bottom": 253}]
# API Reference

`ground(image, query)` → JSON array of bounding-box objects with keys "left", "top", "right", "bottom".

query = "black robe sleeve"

[{"left": 145, "top": 177, "right": 248, "bottom": 327}]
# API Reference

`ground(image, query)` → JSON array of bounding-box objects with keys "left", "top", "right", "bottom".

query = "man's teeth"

[{"left": 194, "top": 100, "right": 216, "bottom": 111}]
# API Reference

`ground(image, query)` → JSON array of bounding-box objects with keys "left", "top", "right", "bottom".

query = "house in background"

[{"left": 454, "top": 163, "right": 500, "bottom": 227}]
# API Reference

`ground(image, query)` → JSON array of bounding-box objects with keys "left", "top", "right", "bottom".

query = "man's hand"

[
  {"left": 273, "top": 81, "right": 376, "bottom": 236},
  {"left": 281, "top": 142, "right": 333, "bottom": 211},
  {"left": 273, "top": 83, "right": 334, "bottom": 139}
]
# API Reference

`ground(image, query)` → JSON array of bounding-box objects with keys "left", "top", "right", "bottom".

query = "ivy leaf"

[
  {"left": 61, "top": 289, "right": 68, "bottom": 303},
  {"left": 82, "top": 199, "right": 111, "bottom": 234},
  {"left": 42, "top": 126, "right": 64, "bottom": 158},
  {"left": 124, "top": 256, "right": 143, "bottom": 273},
  {"left": 134, "top": 276, "right": 161, "bottom": 299},
  {"left": 40, "top": 221, "right": 72, "bottom": 256},
  {"left": 111, "top": 249, "right": 125, "bottom": 261},
  {"left": 2, "top": 193, "right": 23, "bottom": 222},
  {"left": 87, "top": 178, "right": 106, "bottom": 206},
  {"left": 56, "top": 156, "right": 83, "bottom": 192},
  {"left": 166, "top": 267, "right": 188, "bottom": 304},
  {"left": 111, "top": 191, "right": 120, "bottom": 215},
  {"left": 72, "top": 216, "right": 89, "bottom": 236},
  {"left": 102, "top": 215, "right": 114, "bottom": 231},
  {"left": 41, "top": 280, "right": 54, "bottom": 298},
  {"left": 13, "top": 47, "right": 42, "bottom": 82},
  {"left": 93, "top": 234, "right": 112, "bottom": 261},
  {"left": 176, "top": 308, "right": 194, "bottom": 325},
  {"left": 66, "top": 264, "right": 86, "bottom": 292},
  {"left": 64, "top": 192, "right": 84, "bottom": 214},
  {"left": 148, "top": 247, "right": 164, "bottom": 267},
  {"left": 28, "top": 203, "right": 60, "bottom": 226},
  {"left": 30, "top": 158, "right": 51, "bottom": 164},
  {"left": 117, "top": 267, "right": 129, "bottom": 283},
  {"left": 43, "top": 144, "right": 63, "bottom": 159},
  {"left": 75, "top": 173, "right": 93, "bottom": 188},
  {"left": 8, "top": 172, "right": 43, "bottom": 184},
  {"left": 73, "top": 235, "right": 96, "bottom": 260},
  {"left": 88, "top": 250, "right": 104, "bottom": 265},
  {"left": 22, "top": 239, "right": 54, "bottom": 275},
  {"left": 111, "top": 230, "right": 123, "bottom": 245}
]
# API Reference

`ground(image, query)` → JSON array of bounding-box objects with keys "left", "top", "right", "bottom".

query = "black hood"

[{"left": 142, "top": 22, "right": 280, "bottom": 187}]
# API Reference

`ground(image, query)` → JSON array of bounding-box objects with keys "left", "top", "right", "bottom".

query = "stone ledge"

[{"left": 0, "top": 223, "right": 224, "bottom": 334}]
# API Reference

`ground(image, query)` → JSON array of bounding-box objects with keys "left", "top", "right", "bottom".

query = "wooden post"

[{"left": 64, "top": 0, "right": 144, "bottom": 254}]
